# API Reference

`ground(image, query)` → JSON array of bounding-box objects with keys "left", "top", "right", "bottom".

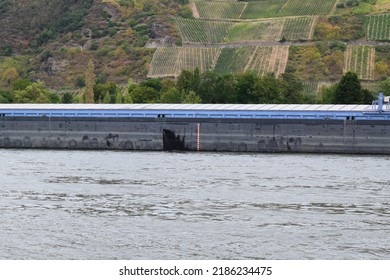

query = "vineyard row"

[
  {"left": 344, "top": 45, "right": 376, "bottom": 80},
  {"left": 148, "top": 46, "right": 290, "bottom": 78},
  {"left": 176, "top": 17, "right": 316, "bottom": 44},
  {"left": 193, "top": 0, "right": 337, "bottom": 19},
  {"left": 366, "top": 14, "right": 390, "bottom": 41}
]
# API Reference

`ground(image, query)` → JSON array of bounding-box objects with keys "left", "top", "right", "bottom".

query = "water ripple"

[{"left": 1, "top": 150, "right": 390, "bottom": 259}]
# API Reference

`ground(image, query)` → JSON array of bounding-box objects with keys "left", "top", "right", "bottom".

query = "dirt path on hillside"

[
  {"left": 330, "top": 0, "right": 341, "bottom": 15},
  {"left": 182, "top": 40, "right": 390, "bottom": 49},
  {"left": 190, "top": 2, "right": 200, "bottom": 19},
  {"left": 308, "top": 16, "right": 318, "bottom": 40}
]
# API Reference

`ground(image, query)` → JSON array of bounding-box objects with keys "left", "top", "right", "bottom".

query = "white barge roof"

[{"left": 0, "top": 103, "right": 375, "bottom": 112}]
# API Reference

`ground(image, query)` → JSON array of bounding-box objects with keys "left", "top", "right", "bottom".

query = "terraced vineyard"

[
  {"left": 176, "top": 16, "right": 316, "bottom": 43},
  {"left": 281, "top": 17, "right": 317, "bottom": 41},
  {"left": 195, "top": 1, "right": 245, "bottom": 19},
  {"left": 176, "top": 18, "right": 233, "bottom": 43},
  {"left": 227, "top": 17, "right": 315, "bottom": 42},
  {"left": 148, "top": 48, "right": 182, "bottom": 77},
  {"left": 148, "top": 46, "right": 289, "bottom": 77},
  {"left": 249, "top": 46, "right": 288, "bottom": 75},
  {"left": 278, "top": 0, "right": 337, "bottom": 16},
  {"left": 241, "top": 0, "right": 287, "bottom": 19},
  {"left": 365, "top": 14, "right": 390, "bottom": 41},
  {"left": 344, "top": 46, "right": 376, "bottom": 80},
  {"left": 225, "top": 20, "right": 284, "bottom": 42},
  {"left": 194, "top": 0, "right": 337, "bottom": 19},
  {"left": 178, "top": 47, "right": 222, "bottom": 72},
  {"left": 148, "top": 48, "right": 221, "bottom": 77},
  {"left": 149, "top": 1, "right": 386, "bottom": 85},
  {"left": 214, "top": 47, "right": 257, "bottom": 74},
  {"left": 266, "top": 45, "right": 289, "bottom": 76}
]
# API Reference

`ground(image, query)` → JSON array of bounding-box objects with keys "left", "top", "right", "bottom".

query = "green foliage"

[
  {"left": 279, "top": 72, "right": 304, "bottom": 103},
  {"left": 177, "top": 70, "right": 197, "bottom": 93},
  {"left": 0, "top": 90, "right": 13, "bottom": 103},
  {"left": 198, "top": 71, "right": 220, "bottom": 103},
  {"left": 333, "top": 72, "right": 367, "bottom": 104},
  {"left": 178, "top": 5, "right": 193, "bottom": 19},
  {"left": 182, "top": 90, "right": 201, "bottom": 104},
  {"left": 48, "top": 91, "right": 61, "bottom": 103},
  {"left": 14, "top": 82, "right": 59, "bottom": 103},
  {"left": 351, "top": 2, "right": 374, "bottom": 14},
  {"left": 103, "top": 91, "right": 111, "bottom": 104},
  {"left": 318, "top": 83, "right": 338, "bottom": 103},
  {"left": 314, "top": 16, "right": 365, "bottom": 41},
  {"left": 287, "top": 46, "right": 330, "bottom": 80},
  {"left": 94, "top": 82, "right": 118, "bottom": 103},
  {"left": 75, "top": 76, "right": 86, "bottom": 88},
  {"left": 36, "top": 29, "right": 55, "bottom": 46},
  {"left": 334, "top": 0, "right": 377, "bottom": 15},
  {"left": 173, "top": 68, "right": 304, "bottom": 104},
  {"left": 18, "top": 0, "right": 94, "bottom": 47},
  {"left": 1, "top": 45, "right": 13, "bottom": 56},
  {"left": 379, "top": 77, "right": 390, "bottom": 96},
  {"left": 287, "top": 43, "right": 345, "bottom": 81},
  {"left": 12, "top": 78, "right": 32, "bottom": 91},
  {"left": 129, "top": 86, "right": 160, "bottom": 103},
  {"left": 115, "top": 90, "right": 123, "bottom": 104},
  {"left": 61, "top": 92, "right": 74, "bottom": 103},
  {"left": 89, "top": 42, "right": 99, "bottom": 51},
  {"left": 160, "top": 88, "right": 183, "bottom": 103},
  {"left": 0, "top": 0, "right": 9, "bottom": 14}
]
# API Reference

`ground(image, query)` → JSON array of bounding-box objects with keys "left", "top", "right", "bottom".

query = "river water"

[{"left": 0, "top": 149, "right": 389, "bottom": 260}]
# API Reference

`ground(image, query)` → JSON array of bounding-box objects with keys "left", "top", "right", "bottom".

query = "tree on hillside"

[
  {"left": 333, "top": 72, "right": 363, "bottom": 104},
  {"left": 14, "top": 82, "right": 59, "bottom": 103},
  {"left": 257, "top": 73, "right": 279, "bottom": 103},
  {"left": 84, "top": 59, "right": 96, "bottom": 103},
  {"left": 379, "top": 77, "right": 390, "bottom": 97},
  {"left": 198, "top": 71, "right": 219, "bottom": 103},
  {"left": 177, "top": 70, "right": 195, "bottom": 94},
  {"left": 129, "top": 86, "right": 160, "bottom": 103},
  {"left": 279, "top": 72, "right": 304, "bottom": 104},
  {"left": 235, "top": 71, "right": 261, "bottom": 103},
  {"left": 1, "top": 67, "right": 19, "bottom": 86}
]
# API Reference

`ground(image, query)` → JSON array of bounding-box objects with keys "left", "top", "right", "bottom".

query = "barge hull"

[{"left": 1, "top": 116, "right": 390, "bottom": 154}]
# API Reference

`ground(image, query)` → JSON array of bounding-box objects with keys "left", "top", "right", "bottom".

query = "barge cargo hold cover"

[{"left": 0, "top": 99, "right": 390, "bottom": 154}]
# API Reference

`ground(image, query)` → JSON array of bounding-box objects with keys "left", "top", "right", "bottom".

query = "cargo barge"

[{"left": 1, "top": 95, "right": 390, "bottom": 154}]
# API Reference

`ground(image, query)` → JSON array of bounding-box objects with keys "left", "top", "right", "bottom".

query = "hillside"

[
  {"left": 0, "top": 0, "right": 184, "bottom": 89},
  {"left": 149, "top": 0, "right": 390, "bottom": 96},
  {"left": 1, "top": 0, "right": 390, "bottom": 102}
]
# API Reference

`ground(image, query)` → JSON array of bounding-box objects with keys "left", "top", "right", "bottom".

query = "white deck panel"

[{"left": 0, "top": 103, "right": 379, "bottom": 112}]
